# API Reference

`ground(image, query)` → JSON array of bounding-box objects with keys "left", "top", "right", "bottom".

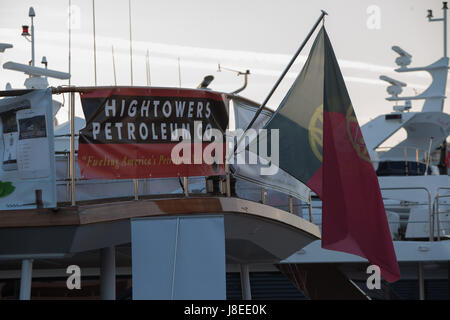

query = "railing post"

[
  {"left": 261, "top": 188, "right": 266, "bottom": 204},
  {"left": 435, "top": 195, "right": 441, "bottom": 241},
  {"left": 429, "top": 191, "right": 433, "bottom": 242},
  {"left": 133, "top": 179, "right": 139, "bottom": 200},
  {"left": 289, "top": 196, "right": 294, "bottom": 214},
  {"left": 225, "top": 163, "right": 231, "bottom": 198},
  {"left": 434, "top": 187, "right": 450, "bottom": 241},
  {"left": 183, "top": 177, "right": 189, "bottom": 197},
  {"left": 65, "top": 152, "right": 70, "bottom": 201},
  {"left": 308, "top": 192, "right": 313, "bottom": 223},
  {"left": 143, "top": 179, "right": 148, "bottom": 195},
  {"left": 69, "top": 91, "right": 76, "bottom": 206}
]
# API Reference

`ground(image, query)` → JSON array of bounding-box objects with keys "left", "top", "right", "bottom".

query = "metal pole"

[
  {"left": 261, "top": 188, "right": 266, "bottom": 204},
  {"left": 66, "top": 153, "right": 70, "bottom": 201},
  {"left": 68, "top": 0, "right": 71, "bottom": 87},
  {"left": 435, "top": 195, "right": 441, "bottom": 241},
  {"left": 146, "top": 49, "right": 151, "bottom": 86},
  {"left": 112, "top": 46, "right": 117, "bottom": 85},
  {"left": 444, "top": 2, "right": 448, "bottom": 58},
  {"left": 308, "top": 192, "right": 313, "bottom": 222},
  {"left": 70, "top": 92, "right": 76, "bottom": 206},
  {"left": 237, "top": 10, "right": 327, "bottom": 150},
  {"left": 19, "top": 259, "right": 33, "bottom": 300},
  {"left": 133, "top": 179, "right": 139, "bottom": 200},
  {"left": 425, "top": 137, "right": 433, "bottom": 176},
  {"left": 100, "top": 246, "right": 116, "bottom": 300},
  {"left": 31, "top": 16, "right": 35, "bottom": 66},
  {"left": 178, "top": 57, "right": 182, "bottom": 88},
  {"left": 68, "top": 0, "right": 72, "bottom": 124},
  {"left": 92, "top": 0, "right": 97, "bottom": 86},
  {"left": 289, "top": 196, "right": 294, "bottom": 214},
  {"left": 128, "top": 0, "right": 133, "bottom": 85},
  {"left": 183, "top": 176, "right": 189, "bottom": 197},
  {"left": 225, "top": 163, "right": 231, "bottom": 197},
  {"left": 240, "top": 264, "right": 252, "bottom": 300},
  {"left": 128, "top": 0, "right": 139, "bottom": 198},
  {"left": 143, "top": 179, "right": 148, "bottom": 196},
  {"left": 418, "top": 262, "right": 425, "bottom": 300}
]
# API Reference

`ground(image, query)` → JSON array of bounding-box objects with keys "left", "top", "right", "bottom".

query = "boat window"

[{"left": 376, "top": 161, "right": 431, "bottom": 176}]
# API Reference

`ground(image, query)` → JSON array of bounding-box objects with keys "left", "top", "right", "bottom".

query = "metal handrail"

[
  {"left": 380, "top": 187, "right": 433, "bottom": 241},
  {"left": 435, "top": 187, "right": 450, "bottom": 241}
]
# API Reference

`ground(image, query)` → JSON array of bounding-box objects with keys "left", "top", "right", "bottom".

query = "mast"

[
  {"left": 129, "top": 0, "right": 134, "bottom": 85},
  {"left": 379, "top": 2, "right": 450, "bottom": 113},
  {"left": 29, "top": 7, "right": 35, "bottom": 66},
  {"left": 92, "top": 0, "right": 98, "bottom": 85},
  {"left": 428, "top": 2, "right": 448, "bottom": 58}
]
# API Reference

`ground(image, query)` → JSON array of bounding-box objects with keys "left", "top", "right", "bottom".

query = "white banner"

[{"left": 0, "top": 89, "right": 56, "bottom": 209}]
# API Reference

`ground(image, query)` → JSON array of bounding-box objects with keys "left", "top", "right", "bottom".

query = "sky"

[{"left": 0, "top": 0, "right": 447, "bottom": 125}]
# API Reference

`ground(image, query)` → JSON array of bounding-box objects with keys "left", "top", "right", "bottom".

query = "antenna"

[
  {"left": 68, "top": 0, "right": 72, "bottom": 88},
  {"left": 21, "top": 7, "right": 36, "bottom": 66},
  {"left": 427, "top": 2, "right": 448, "bottom": 57},
  {"left": 0, "top": 44, "right": 13, "bottom": 53},
  {"left": 217, "top": 64, "right": 250, "bottom": 94},
  {"left": 383, "top": 2, "right": 450, "bottom": 112},
  {"left": 146, "top": 49, "right": 151, "bottom": 86},
  {"left": 178, "top": 57, "right": 181, "bottom": 88},
  {"left": 112, "top": 45, "right": 117, "bottom": 85},
  {"left": 41, "top": 56, "right": 48, "bottom": 69},
  {"left": 92, "top": 0, "right": 98, "bottom": 86},
  {"left": 128, "top": 0, "right": 134, "bottom": 85},
  {"left": 3, "top": 62, "right": 70, "bottom": 79},
  {"left": 391, "top": 46, "right": 412, "bottom": 69}
]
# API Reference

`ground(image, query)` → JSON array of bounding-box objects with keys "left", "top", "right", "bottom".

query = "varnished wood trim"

[
  {"left": 0, "top": 197, "right": 321, "bottom": 240},
  {"left": 0, "top": 207, "right": 80, "bottom": 228}
]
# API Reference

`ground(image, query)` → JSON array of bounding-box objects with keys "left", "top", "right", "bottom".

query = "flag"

[
  {"left": 263, "top": 29, "right": 324, "bottom": 196},
  {"left": 321, "top": 28, "right": 400, "bottom": 282},
  {"left": 263, "top": 26, "right": 400, "bottom": 282}
]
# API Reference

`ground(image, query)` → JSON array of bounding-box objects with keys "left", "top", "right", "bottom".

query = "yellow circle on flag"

[{"left": 308, "top": 105, "right": 323, "bottom": 162}]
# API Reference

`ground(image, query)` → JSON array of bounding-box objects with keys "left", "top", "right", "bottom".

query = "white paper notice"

[{"left": 16, "top": 109, "right": 50, "bottom": 179}]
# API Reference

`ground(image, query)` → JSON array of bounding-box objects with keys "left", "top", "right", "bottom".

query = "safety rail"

[
  {"left": 308, "top": 186, "right": 439, "bottom": 241},
  {"left": 381, "top": 187, "right": 433, "bottom": 241},
  {"left": 53, "top": 150, "right": 313, "bottom": 222},
  {"left": 435, "top": 187, "right": 450, "bottom": 241},
  {"left": 55, "top": 140, "right": 446, "bottom": 240}
]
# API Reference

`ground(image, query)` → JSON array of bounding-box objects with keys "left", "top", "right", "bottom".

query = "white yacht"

[{"left": 0, "top": 4, "right": 448, "bottom": 301}]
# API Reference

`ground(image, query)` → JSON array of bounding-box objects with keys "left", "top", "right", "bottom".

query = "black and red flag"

[
  {"left": 78, "top": 87, "right": 228, "bottom": 179},
  {"left": 263, "top": 27, "right": 400, "bottom": 282}
]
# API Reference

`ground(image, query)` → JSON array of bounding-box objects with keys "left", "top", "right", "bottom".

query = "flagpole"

[{"left": 239, "top": 10, "right": 327, "bottom": 138}]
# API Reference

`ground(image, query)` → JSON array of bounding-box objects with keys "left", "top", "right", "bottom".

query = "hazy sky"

[{"left": 0, "top": 0, "right": 447, "bottom": 124}]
